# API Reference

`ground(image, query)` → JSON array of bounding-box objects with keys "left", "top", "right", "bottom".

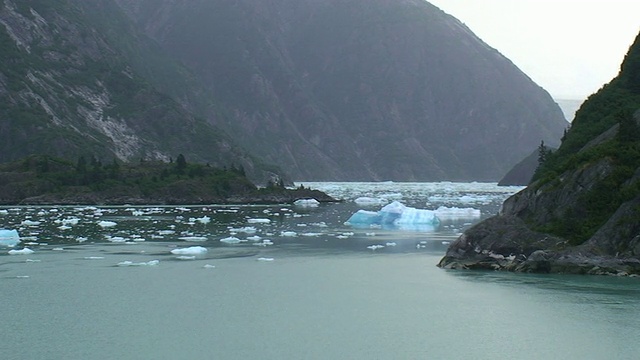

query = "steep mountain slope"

[
  {"left": 115, "top": 0, "right": 567, "bottom": 181},
  {"left": 439, "top": 31, "right": 640, "bottom": 275},
  {"left": 0, "top": 0, "right": 261, "bottom": 175}
]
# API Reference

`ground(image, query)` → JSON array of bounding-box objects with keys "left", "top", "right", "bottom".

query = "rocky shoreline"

[
  {"left": 5, "top": 188, "right": 339, "bottom": 206},
  {"left": 437, "top": 215, "right": 640, "bottom": 277}
]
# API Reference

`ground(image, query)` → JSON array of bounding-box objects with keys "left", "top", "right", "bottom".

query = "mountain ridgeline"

[
  {"left": 439, "top": 31, "right": 640, "bottom": 275},
  {"left": 1, "top": 0, "right": 567, "bottom": 182}
]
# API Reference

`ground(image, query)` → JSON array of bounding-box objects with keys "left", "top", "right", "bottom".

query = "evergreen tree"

[
  {"left": 537, "top": 140, "right": 547, "bottom": 165},
  {"left": 176, "top": 154, "right": 187, "bottom": 174}
]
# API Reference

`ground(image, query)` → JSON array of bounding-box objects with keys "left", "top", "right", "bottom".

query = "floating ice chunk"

[
  {"left": 246, "top": 235, "right": 262, "bottom": 241},
  {"left": 158, "top": 230, "right": 175, "bottom": 235},
  {"left": 280, "top": 231, "right": 297, "bottom": 237},
  {"left": 247, "top": 218, "right": 271, "bottom": 224},
  {"left": 84, "top": 256, "right": 105, "bottom": 260},
  {"left": 354, "top": 197, "right": 387, "bottom": 206},
  {"left": 98, "top": 221, "right": 117, "bottom": 228},
  {"left": 346, "top": 201, "right": 439, "bottom": 230},
  {"left": 367, "top": 245, "right": 384, "bottom": 251},
  {"left": 194, "top": 216, "right": 211, "bottom": 224},
  {"left": 220, "top": 236, "right": 242, "bottom": 244},
  {"left": 253, "top": 240, "right": 273, "bottom": 247},
  {"left": 178, "top": 236, "right": 208, "bottom": 242},
  {"left": 117, "top": 260, "right": 160, "bottom": 266},
  {"left": 176, "top": 256, "right": 196, "bottom": 260},
  {"left": 21, "top": 220, "right": 41, "bottom": 227},
  {"left": 76, "top": 237, "right": 88, "bottom": 243},
  {"left": 25, "top": 259, "right": 41, "bottom": 263},
  {"left": 171, "top": 246, "right": 208, "bottom": 255},
  {"left": 229, "top": 226, "right": 257, "bottom": 234},
  {"left": 293, "top": 198, "right": 319, "bottom": 207},
  {"left": 58, "top": 225, "right": 72, "bottom": 231},
  {"left": 0, "top": 229, "right": 20, "bottom": 247},
  {"left": 0, "top": 210, "right": 7, "bottom": 215},
  {"left": 52, "top": 247, "right": 64, "bottom": 251},
  {"left": 61, "top": 218, "right": 80, "bottom": 226},
  {"left": 434, "top": 206, "right": 481, "bottom": 220},
  {"left": 8, "top": 247, "right": 34, "bottom": 255},
  {"left": 301, "top": 232, "right": 322, "bottom": 237},
  {"left": 203, "top": 264, "right": 216, "bottom": 269},
  {"left": 257, "top": 257, "right": 274, "bottom": 261},
  {"left": 385, "top": 242, "right": 397, "bottom": 246}
]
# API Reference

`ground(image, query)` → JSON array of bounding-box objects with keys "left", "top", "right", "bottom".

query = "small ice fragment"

[
  {"left": 247, "top": 218, "right": 271, "bottom": 224},
  {"left": 62, "top": 218, "right": 80, "bottom": 226},
  {"left": 178, "top": 236, "right": 208, "bottom": 242},
  {"left": 52, "top": 247, "right": 64, "bottom": 251},
  {"left": 367, "top": 245, "right": 385, "bottom": 251},
  {"left": 84, "top": 256, "right": 105, "bottom": 260},
  {"left": 257, "top": 257, "right": 274, "bottom": 261},
  {"left": 220, "top": 236, "right": 241, "bottom": 244},
  {"left": 385, "top": 242, "right": 397, "bottom": 246},
  {"left": 76, "top": 237, "right": 88, "bottom": 243},
  {"left": 58, "top": 225, "right": 72, "bottom": 230},
  {"left": 158, "top": 230, "right": 175, "bottom": 235},
  {"left": 293, "top": 198, "right": 319, "bottom": 207},
  {"left": 16, "top": 275, "right": 30, "bottom": 279},
  {"left": 246, "top": 236, "right": 262, "bottom": 241},
  {"left": 117, "top": 260, "right": 160, "bottom": 266},
  {"left": 441, "top": 241, "right": 451, "bottom": 245},
  {"left": 25, "top": 259, "right": 41, "bottom": 263},
  {"left": 203, "top": 264, "right": 216, "bottom": 269},
  {"left": 280, "top": 231, "right": 297, "bottom": 237},
  {"left": 21, "top": 220, "right": 41, "bottom": 226},
  {"left": 170, "top": 246, "right": 208, "bottom": 255},
  {"left": 98, "top": 221, "right": 117, "bottom": 228},
  {"left": 195, "top": 216, "right": 211, "bottom": 224},
  {"left": 8, "top": 247, "right": 34, "bottom": 255},
  {"left": 176, "top": 256, "right": 196, "bottom": 260},
  {"left": 354, "top": 197, "right": 387, "bottom": 206}
]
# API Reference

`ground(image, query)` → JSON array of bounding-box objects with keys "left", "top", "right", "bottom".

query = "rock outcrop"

[{"left": 439, "top": 31, "right": 640, "bottom": 275}]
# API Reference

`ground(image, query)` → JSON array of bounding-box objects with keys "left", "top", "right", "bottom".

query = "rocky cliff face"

[
  {"left": 439, "top": 32, "right": 640, "bottom": 275},
  {"left": 0, "top": 0, "right": 260, "bottom": 175},
  {"left": 114, "top": 0, "right": 567, "bottom": 181}
]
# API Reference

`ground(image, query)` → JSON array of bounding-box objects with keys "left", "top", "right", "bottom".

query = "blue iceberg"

[
  {"left": 0, "top": 229, "right": 20, "bottom": 247},
  {"left": 345, "top": 201, "right": 440, "bottom": 231}
]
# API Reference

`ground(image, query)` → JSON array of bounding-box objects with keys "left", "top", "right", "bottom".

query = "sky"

[{"left": 427, "top": 0, "right": 640, "bottom": 100}]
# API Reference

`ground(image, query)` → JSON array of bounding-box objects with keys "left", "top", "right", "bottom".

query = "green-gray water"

[{"left": 1, "top": 182, "right": 639, "bottom": 359}]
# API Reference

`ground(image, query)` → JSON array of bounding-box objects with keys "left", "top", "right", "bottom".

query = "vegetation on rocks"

[{"left": 0, "top": 155, "right": 336, "bottom": 205}]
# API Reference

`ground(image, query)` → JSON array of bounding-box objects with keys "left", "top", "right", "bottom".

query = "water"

[{"left": 1, "top": 182, "right": 639, "bottom": 359}]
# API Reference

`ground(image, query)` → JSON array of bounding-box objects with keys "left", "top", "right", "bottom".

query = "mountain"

[
  {"left": 0, "top": 0, "right": 271, "bottom": 179},
  {"left": 114, "top": 0, "right": 567, "bottom": 181},
  {"left": 1, "top": 0, "right": 567, "bottom": 182},
  {"left": 439, "top": 31, "right": 640, "bottom": 275}
]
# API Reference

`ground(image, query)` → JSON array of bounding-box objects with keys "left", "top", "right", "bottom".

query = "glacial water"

[{"left": 1, "top": 182, "right": 640, "bottom": 360}]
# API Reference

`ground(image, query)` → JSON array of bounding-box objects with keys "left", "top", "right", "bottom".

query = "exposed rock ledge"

[{"left": 437, "top": 215, "right": 640, "bottom": 276}]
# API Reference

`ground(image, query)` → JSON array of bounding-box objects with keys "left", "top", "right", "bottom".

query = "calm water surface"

[{"left": 1, "top": 182, "right": 639, "bottom": 359}]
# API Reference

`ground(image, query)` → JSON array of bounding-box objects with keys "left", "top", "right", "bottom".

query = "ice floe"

[
  {"left": 247, "top": 218, "right": 271, "bottom": 224},
  {"left": 117, "top": 260, "right": 160, "bottom": 266},
  {"left": 98, "top": 221, "right": 117, "bottom": 228},
  {"left": 293, "top": 198, "right": 319, "bottom": 207},
  {"left": 220, "top": 236, "right": 242, "bottom": 244},
  {"left": 346, "top": 201, "right": 439, "bottom": 230},
  {"left": 8, "top": 247, "right": 34, "bottom": 255},
  {"left": 0, "top": 229, "right": 20, "bottom": 247},
  {"left": 170, "top": 246, "right": 208, "bottom": 255}
]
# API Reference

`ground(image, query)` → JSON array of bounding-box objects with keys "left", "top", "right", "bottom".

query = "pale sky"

[{"left": 427, "top": 0, "right": 640, "bottom": 100}]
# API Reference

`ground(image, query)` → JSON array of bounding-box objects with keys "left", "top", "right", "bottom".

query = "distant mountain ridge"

[{"left": 1, "top": 0, "right": 568, "bottom": 182}]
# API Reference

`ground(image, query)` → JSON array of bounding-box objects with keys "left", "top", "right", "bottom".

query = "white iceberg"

[
  {"left": 247, "top": 218, "right": 271, "bottom": 224},
  {"left": 354, "top": 197, "right": 387, "bottom": 206},
  {"left": 345, "top": 201, "right": 440, "bottom": 230},
  {"left": 293, "top": 198, "right": 319, "bottom": 207},
  {"left": 98, "top": 221, "right": 117, "bottom": 228},
  {"left": 0, "top": 229, "right": 20, "bottom": 247},
  {"left": 8, "top": 247, "right": 34, "bottom": 255},
  {"left": 434, "top": 206, "right": 481, "bottom": 220},
  {"left": 220, "top": 236, "right": 242, "bottom": 244},
  {"left": 21, "top": 220, "right": 41, "bottom": 227},
  {"left": 170, "top": 246, "right": 208, "bottom": 255},
  {"left": 117, "top": 260, "right": 160, "bottom": 267}
]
